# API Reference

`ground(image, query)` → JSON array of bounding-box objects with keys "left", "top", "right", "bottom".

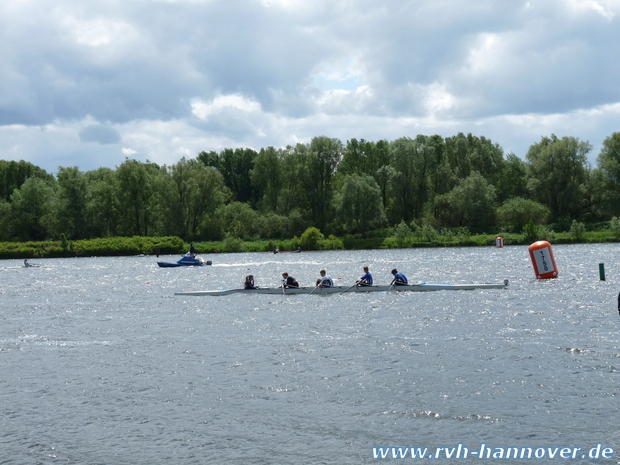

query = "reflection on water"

[{"left": 1, "top": 245, "right": 619, "bottom": 464}]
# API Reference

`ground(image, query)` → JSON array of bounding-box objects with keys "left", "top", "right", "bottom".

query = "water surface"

[{"left": 1, "top": 245, "right": 619, "bottom": 464}]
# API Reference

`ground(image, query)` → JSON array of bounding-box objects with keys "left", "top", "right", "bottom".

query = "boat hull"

[
  {"left": 175, "top": 281, "right": 509, "bottom": 296},
  {"left": 157, "top": 256, "right": 211, "bottom": 267}
]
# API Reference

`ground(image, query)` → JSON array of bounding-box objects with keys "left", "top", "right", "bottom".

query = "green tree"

[
  {"left": 0, "top": 199, "right": 12, "bottom": 240},
  {"left": 115, "top": 159, "right": 159, "bottom": 236},
  {"left": 215, "top": 202, "right": 260, "bottom": 240},
  {"left": 374, "top": 164, "right": 396, "bottom": 212},
  {"left": 299, "top": 226, "right": 324, "bottom": 250},
  {"left": 199, "top": 148, "right": 257, "bottom": 204},
  {"left": 389, "top": 136, "right": 431, "bottom": 223},
  {"left": 334, "top": 174, "right": 386, "bottom": 232},
  {"left": 596, "top": 132, "right": 620, "bottom": 217},
  {"left": 0, "top": 160, "right": 53, "bottom": 202},
  {"left": 496, "top": 197, "right": 550, "bottom": 231},
  {"left": 9, "top": 177, "right": 56, "bottom": 240},
  {"left": 251, "top": 146, "right": 283, "bottom": 212},
  {"left": 169, "top": 158, "right": 228, "bottom": 240},
  {"left": 496, "top": 153, "right": 529, "bottom": 202},
  {"left": 339, "top": 139, "right": 391, "bottom": 177},
  {"left": 84, "top": 168, "right": 120, "bottom": 237},
  {"left": 444, "top": 133, "right": 505, "bottom": 187},
  {"left": 526, "top": 135, "right": 591, "bottom": 225},
  {"left": 54, "top": 166, "right": 88, "bottom": 239},
  {"left": 436, "top": 172, "right": 496, "bottom": 230},
  {"left": 300, "top": 136, "right": 342, "bottom": 230}
]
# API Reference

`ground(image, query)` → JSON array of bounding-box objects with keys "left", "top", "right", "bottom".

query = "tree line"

[{"left": 2, "top": 132, "right": 620, "bottom": 243}]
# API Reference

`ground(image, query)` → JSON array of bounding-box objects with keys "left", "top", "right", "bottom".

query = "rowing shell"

[{"left": 175, "top": 280, "right": 509, "bottom": 296}]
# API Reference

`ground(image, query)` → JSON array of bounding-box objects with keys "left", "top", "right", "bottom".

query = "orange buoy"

[
  {"left": 528, "top": 241, "right": 558, "bottom": 279},
  {"left": 495, "top": 237, "right": 504, "bottom": 248}
]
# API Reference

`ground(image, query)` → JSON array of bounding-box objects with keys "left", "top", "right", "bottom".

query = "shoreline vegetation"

[{"left": 2, "top": 226, "right": 619, "bottom": 259}]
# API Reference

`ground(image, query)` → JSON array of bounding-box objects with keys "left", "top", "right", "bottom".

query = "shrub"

[
  {"left": 299, "top": 227, "right": 324, "bottom": 250},
  {"left": 569, "top": 220, "right": 586, "bottom": 240},
  {"left": 610, "top": 217, "right": 620, "bottom": 239}
]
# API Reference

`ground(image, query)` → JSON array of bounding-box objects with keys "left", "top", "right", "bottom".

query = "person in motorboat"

[
  {"left": 189, "top": 243, "right": 197, "bottom": 258},
  {"left": 244, "top": 275, "right": 257, "bottom": 289},
  {"left": 316, "top": 269, "right": 334, "bottom": 287},
  {"left": 358, "top": 266, "right": 373, "bottom": 286},
  {"left": 281, "top": 272, "right": 299, "bottom": 288},
  {"left": 390, "top": 268, "right": 408, "bottom": 286}
]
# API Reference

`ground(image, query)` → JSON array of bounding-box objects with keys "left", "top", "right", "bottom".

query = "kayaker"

[
  {"left": 244, "top": 275, "right": 257, "bottom": 289},
  {"left": 282, "top": 272, "right": 299, "bottom": 288},
  {"left": 316, "top": 269, "right": 334, "bottom": 287},
  {"left": 390, "top": 268, "right": 408, "bottom": 285},
  {"left": 358, "top": 266, "right": 373, "bottom": 286}
]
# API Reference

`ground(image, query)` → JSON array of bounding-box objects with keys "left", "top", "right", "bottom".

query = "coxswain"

[
  {"left": 390, "top": 268, "right": 408, "bottom": 285},
  {"left": 244, "top": 275, "right": 257, "bottom": 289},
  {"left": 316, "top": 269, "right": 334, "bottom": 287},
  {"left": 281, "top": 272, "right": 299, "bottom": 288},
  {"left": 358, "top": 266, "right": 373, "bottom": 286}
]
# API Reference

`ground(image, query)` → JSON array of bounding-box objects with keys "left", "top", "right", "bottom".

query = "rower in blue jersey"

[
  {"left": 390, "top": 268, "right": 408, "bottom": 285},
  {"left": 244, "top": 275, "right": 257, "bottom": 289},
  {"left": 358, "top": 266, "right": 373, "bottom": 286},
  {"left": 316, "top": 269, "right": 334, "bottom": 287}
]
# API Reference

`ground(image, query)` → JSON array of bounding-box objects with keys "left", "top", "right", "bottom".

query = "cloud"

[
  {"left": 79, "top": 124, "right": 122, "bottom": 145},
  {"left": 1, "top": 0, "right": 620, "bottom": 174}
]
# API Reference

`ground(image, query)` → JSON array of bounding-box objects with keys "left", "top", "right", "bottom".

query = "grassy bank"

[
  {"left": 4, "top": 230, "right": 617, "bottom": 260},
  {"left": 0, "top": 236, "right": 185, "bottom": 259}
]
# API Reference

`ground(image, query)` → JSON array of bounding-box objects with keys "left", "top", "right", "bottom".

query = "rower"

[
  {"left": 390, "top": 268, "right": 408, "bottom": 285},
  {"left": 358, "top": 266, "right": 373, "bottom": 286},
  {"left": 244, "top": 275, "right": 257, "bottom": 289},
  {"left": 316, "top": 269, "right": 334, "bottom": 287},
  {"left": 282, "top": 272, "right": 299, "bottom": 288}
]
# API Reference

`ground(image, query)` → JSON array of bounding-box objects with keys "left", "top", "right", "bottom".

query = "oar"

[
  {"left": 282, "top": 280, "right": 286, "bottom": 295},
  {"left": 340, "top": 282, "right": 359, "bottom": 295},
  {"left": 388, "top": 280, "right": 396, "bottom": 292},
  {"left": 308, "top": 284, "right": 321, "bottom": 295}
]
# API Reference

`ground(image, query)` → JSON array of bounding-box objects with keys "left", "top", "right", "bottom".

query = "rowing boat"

[{"left": 175, "top": 280, "right": 509, "bottom": 296}]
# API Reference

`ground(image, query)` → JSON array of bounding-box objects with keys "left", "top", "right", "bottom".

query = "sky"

[{"left": 2, "top": 0, "right": 620, "bottom": 175}]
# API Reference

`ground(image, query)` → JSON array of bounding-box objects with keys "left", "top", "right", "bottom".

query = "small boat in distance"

[
  {"left": 175, "top": 280, "right": 509, "bottom": 296},
  {"left": 157, "top": 253, "right": 212, "bottom": 267}
]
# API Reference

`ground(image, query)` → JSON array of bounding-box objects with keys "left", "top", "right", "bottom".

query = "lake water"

[{"left": 1, "top": 245, "right": 619, "bottom": 464}]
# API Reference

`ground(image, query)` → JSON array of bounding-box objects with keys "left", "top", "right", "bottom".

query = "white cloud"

[
  {"left": 191, "top": 95, "right": 262, "bottom": 120},
  {"left": 1, "top": 0, "right": 620, "bottom": 174}
]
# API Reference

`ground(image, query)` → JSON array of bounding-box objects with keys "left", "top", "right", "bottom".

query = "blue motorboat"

[{"left": 157, "top": 254, "right": 212, "bottom": 267}]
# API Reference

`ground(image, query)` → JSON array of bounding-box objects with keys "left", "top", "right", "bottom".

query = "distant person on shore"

[
  {"left": 358, "top": 266, "right": 373, "bottom": 286},
  {"left": 281, "top": 272, "right": 299, "bottom": 288},
  {"left": 316, "top": 270, "right": 334, "bottom": 287},
  {"left": 390, "top": 268, "right": 408, "bottom": 286},
  {"left": 244, "top": 275, "right": 257, "bottom": 289}
]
